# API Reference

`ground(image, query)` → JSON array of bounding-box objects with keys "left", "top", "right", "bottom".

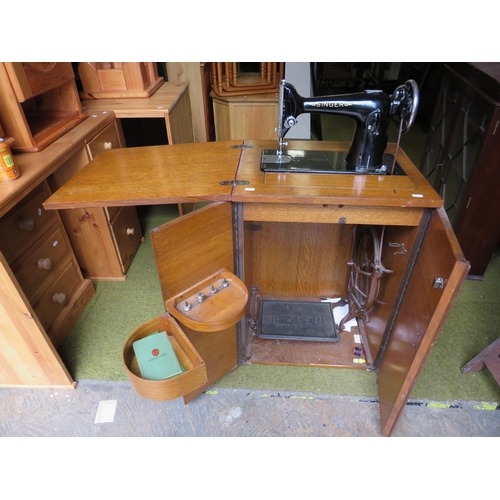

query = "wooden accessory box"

[
  {"left": 78, "top": 63, "right": 164, "bottom": 99},
  {"left": 0, "top": 63, "right": 88, "bottom": 153}
]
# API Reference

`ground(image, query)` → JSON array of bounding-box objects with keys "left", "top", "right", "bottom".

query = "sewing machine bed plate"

[{"left": 260, "top": 150, "right": 405, "bottom": 175}]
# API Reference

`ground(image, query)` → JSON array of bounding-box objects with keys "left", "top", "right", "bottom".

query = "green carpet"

[{"left": 58, "top": 116, "right": 500, "bottom": 403}]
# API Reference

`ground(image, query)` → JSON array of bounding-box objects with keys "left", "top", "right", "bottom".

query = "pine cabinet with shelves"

[
  {"left": 0, "top": 62, "right": 87, "bottom": 152},
  {"left": 0, "top": 112, "right": 142, "bottom": 389}
]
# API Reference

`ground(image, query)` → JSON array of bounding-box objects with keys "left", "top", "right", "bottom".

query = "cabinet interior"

[{"left": 241, "top": 218, "right": 419, "bottom": 370}]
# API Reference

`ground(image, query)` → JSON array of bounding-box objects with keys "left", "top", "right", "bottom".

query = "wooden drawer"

[
  {"left": 10, "top": 221, "right": 72, "bottom": 303},
  {"left": 0, "top": 181, "right": 57, "bottom": 265},
  {"left": 5, "top": 63, "right": 75, "bottom": 102},
  {"left": 110, "top": 206, "right": 143, "bottom": 272},
  {"left": 86, "top": 121, "right": 122, "bottom": 159},
  {"left": 32, "top": 258, "right": 82, "bottom": 332}
]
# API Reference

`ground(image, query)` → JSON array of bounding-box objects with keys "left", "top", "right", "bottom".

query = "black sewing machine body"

[{"left": 262, "top": 79, "right": 419, "bottom": 175}]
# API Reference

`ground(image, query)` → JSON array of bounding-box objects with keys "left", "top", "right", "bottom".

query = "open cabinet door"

[
  {"left": 150, "top": 202, "right": 241, "bottom": 403},
  {"left": 0, "top": 252, "right": 75, "bottom": 389},
  {"left": 377, "top": 207, "right": 470, "bottom": 436}
]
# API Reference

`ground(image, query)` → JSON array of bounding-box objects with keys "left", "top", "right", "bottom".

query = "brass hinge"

[{"left": 220, "top": 180, "right": 250, "bottom": 186}]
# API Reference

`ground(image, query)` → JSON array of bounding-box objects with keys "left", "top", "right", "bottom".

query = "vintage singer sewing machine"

[
  {"left": 40, "top": 77, "right": 468, "bottom": 436},
  {"left": 262, "top": 78, "right": 419, "bottom": 174}
]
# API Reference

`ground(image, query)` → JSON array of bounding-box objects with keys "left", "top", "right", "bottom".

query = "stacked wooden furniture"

[
  {"left": 211, "top": 62, "right": 284, "bottom": 97},
  {"left": 44, "top": 139, "right": 469, "bottom": 436},
  {"left": 419, "top": 62, "right": 500, "bottom": 279},
  {"left": 0, "top": 62, "right": 88, "bottom": 152},
  {"left": 210, "top": 62, "right": 282, "bottom": 141},
  {"left": 78, "top": 62, "right": 164, "bottom": 99}
]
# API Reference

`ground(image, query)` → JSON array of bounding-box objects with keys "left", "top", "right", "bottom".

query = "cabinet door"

[
  {"left": 376, "top": 208, "right": 469, "bottom": 436},
  {"left": 150, "top": 201, "right": 239, "bottom": 402}
]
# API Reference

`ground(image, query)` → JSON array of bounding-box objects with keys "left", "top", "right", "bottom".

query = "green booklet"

[{"left": 132, "top": 331, "right": 184, "bottom": 381}]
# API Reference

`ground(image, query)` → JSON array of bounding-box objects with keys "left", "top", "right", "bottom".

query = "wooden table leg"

[{"left": 461, "top": 337, "right": 500, "bottom": 385}]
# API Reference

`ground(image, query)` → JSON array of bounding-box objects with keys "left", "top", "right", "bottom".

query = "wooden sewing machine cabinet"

[{"left": 44, "top": 139, "right": 469, "bottom": 436}]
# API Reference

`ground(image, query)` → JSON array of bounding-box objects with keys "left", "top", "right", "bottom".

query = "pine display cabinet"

[{"left": 0, "top": 63, "right": 88, "bottom": 152}]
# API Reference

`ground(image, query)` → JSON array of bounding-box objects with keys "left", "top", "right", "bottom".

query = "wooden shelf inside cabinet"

[
  {"left": 123, "top": 314, "right": 208, "bottom": 401},
  {"left": 0, "top": 63, "right": 87, "bottom": 152}
]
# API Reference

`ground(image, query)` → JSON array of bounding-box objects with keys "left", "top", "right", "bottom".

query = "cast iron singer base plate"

[{"left": 259, "top": 300, "right": 338, "bottom": 342}]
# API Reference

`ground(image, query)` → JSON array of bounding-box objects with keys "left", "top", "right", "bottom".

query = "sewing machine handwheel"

[{"left": 401, "top": 79, "right": 419, "bottom": 133}]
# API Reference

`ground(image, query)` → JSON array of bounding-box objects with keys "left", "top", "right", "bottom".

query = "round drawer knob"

[
  {"left": 52, "top": 292, "right": 66, "bottom": 304},
  {"left": 104, "top": 141, "right": 113, "bottom": 150},
  {"left": 38, "top": 258, "right": 53, "bottom": 270},
  {"left": 126, "top": 227, "right": 135, "bottom": 235},
  {"left": 18, "top": 217, "right": 35, "bottom": 231}
]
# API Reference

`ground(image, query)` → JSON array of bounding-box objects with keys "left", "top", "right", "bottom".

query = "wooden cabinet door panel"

[
  {"left": 109, "top": 206, "right": 142, "bottom": 273},
  {"left": 151, "top": 202, "right": 235, "bottom": 301},
  {"left": 377, "top": 207, "right": 469, "bottom": 436},
  {"left": 150, "top": 201, "right": 239, "bottom": 402}
]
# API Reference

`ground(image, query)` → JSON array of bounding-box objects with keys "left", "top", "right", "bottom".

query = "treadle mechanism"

[{"left": 259, "top": 300, "right": 338, "bottom": 342}]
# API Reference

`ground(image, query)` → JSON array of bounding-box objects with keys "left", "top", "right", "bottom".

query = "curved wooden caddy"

[
  {"left": 122, "top": 314, "right": 207, "bottom": 401},
  {"left": 123, "top": 269, "right": 248, "bottom": 401}
]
